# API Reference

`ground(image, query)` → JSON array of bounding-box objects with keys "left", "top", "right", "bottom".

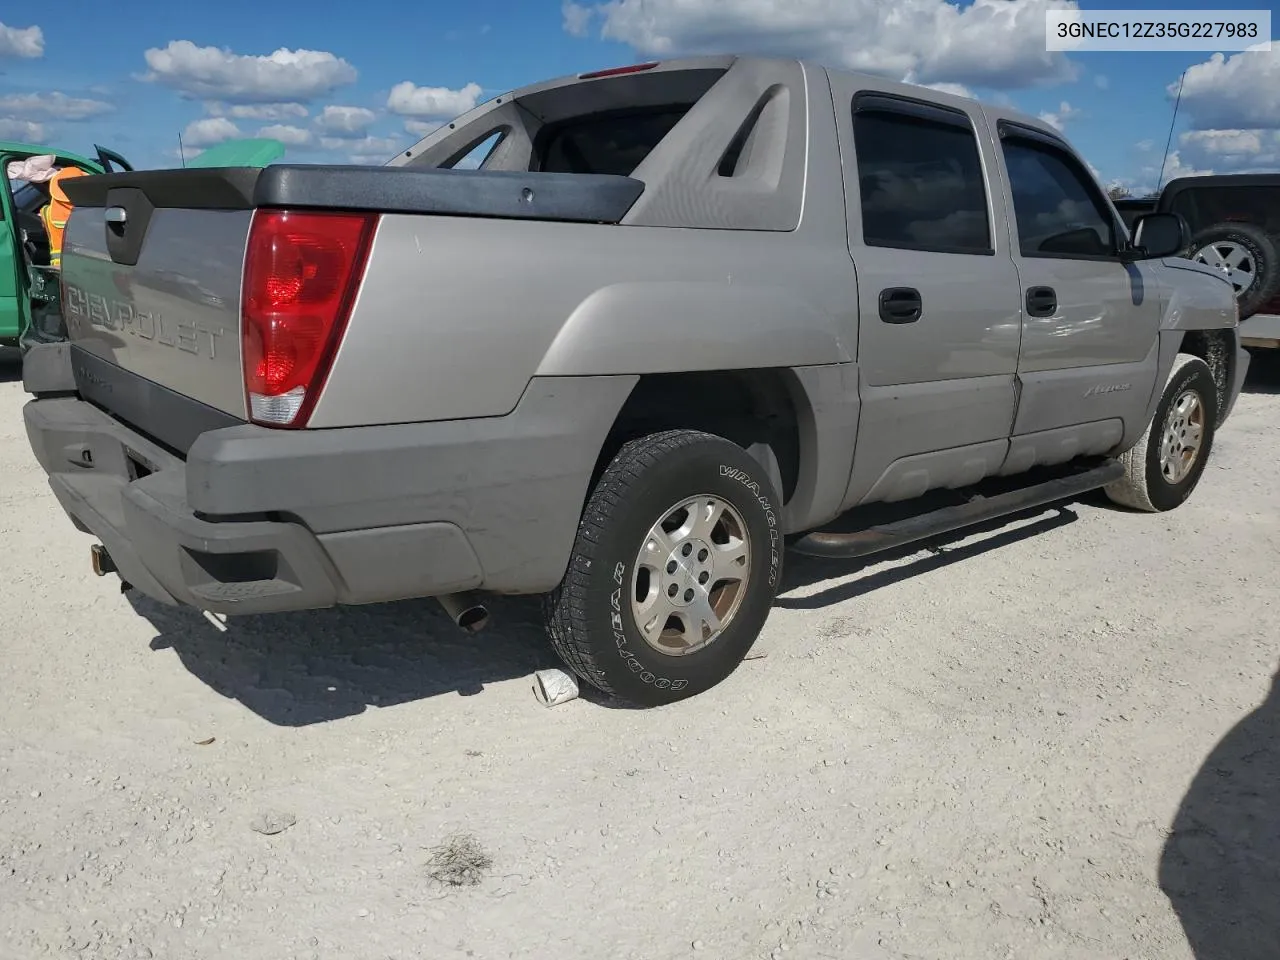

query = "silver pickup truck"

[{"left": 22, "top": 55, "right": 1245, "bottom": 707}]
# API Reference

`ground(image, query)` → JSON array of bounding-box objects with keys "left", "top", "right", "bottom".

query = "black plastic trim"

[
  {"left": 853, "top": 92, "right": 973, "bottom": 130},
  {"left": 64, "top": 164, "right": 647, "bottom": 224},
  {"left": 996, "top": 119, "right": 1071, "bottom": 151},
  {"left": 63, "top": 167, "right": 261, "bottom": 210},
  {"left": 70, "top": 345, "right": 244, "bottom": 456},
  {"left": 103, "top": 187, "right": 155, "bottom": 266}
]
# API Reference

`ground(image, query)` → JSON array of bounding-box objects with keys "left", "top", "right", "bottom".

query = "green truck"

[{"left": 2, "top": 138, "right": 285, "bottom": 351}]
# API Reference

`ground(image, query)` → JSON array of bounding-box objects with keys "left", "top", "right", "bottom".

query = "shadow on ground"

[
  {"left": 132, "top": 498, "right": 1088, "bottom": 724},
  {"left": 1161, "top": 666, "right": 1280, "bottom": 960},
  {"left": 1244, "top": 349, "right": 1280, "bottom": 395},
  {"left": 0, "top": 355, "right": 22, "bottom": 384},
  {"left": 777, "top": 504, "right": 1079, "bottom": 608},
  {"left": 132, "top": 592, "right": 559, "bottom": 726}
]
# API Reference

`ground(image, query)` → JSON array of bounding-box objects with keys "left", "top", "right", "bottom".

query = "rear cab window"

[
  {"left": 534, "top": 107, "right": 696, "bottom": 176},
  {"left": 850, "top": 95, "right": 993, "bottom": 256},
  {"left": 1169, "top": 184, "right": 1280, "bottom": 236}
]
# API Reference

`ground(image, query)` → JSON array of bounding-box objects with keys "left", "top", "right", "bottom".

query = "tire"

[
  {"left": 1105, "top": 354, "right": 1219, "bottom": 513},
  {"left": 544, "top": 429, "right": 783, "bottom": 707},
  {"left": 1188, "top": 221, "right": 1280, "bottom": 320}
]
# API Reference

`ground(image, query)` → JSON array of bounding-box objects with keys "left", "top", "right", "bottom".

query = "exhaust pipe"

[
  {"left": 90, "top": 544, "right": 116, "bottom": 577},
  {"left": 436, "top": 591, "right": 490, "bottom": 633}
]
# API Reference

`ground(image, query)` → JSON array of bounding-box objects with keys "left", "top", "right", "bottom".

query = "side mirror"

[{"left": 1126, "top": 212, "right": 1188, "bottom": 260}]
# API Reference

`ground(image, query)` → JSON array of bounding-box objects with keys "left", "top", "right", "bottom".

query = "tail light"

[{"left": 241, "top": 209, "right": 377, "bottom": 427}]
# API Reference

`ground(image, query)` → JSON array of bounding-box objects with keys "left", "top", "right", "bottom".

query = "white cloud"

[
  {"left": 206, "top": 101, "right": 309, "bottom": 121},
  {"left": 1177, "top": 49, "right": 1280, "bottom": 130},
  {"left": 260, "top": 123, "right": 316, "bottom": 148},
  {"left": 320, "top": 133, "right": 405, "bottom": 160},
  {"left": 1038, "top": 100, "right": 1081, "bottom": 132},
  {"left": 315, "top": 105, "right": 377, "bottom": 138},
  {"left": 405, "top": 119, "right": 444, "bottom": 137},
  {"left": 911, "top": 80, "right": 973, "bottom": 98},
  {"left": 1178, "top": 128, "right": 1280, "bottom": 173},
  {"left": 562, "top": 2, "right": 594, "bottom": 37},
  {"left": 0, "top": 21, "right": 43, "bottom": 58},
  {"left": 0, "top": 91, "right": 114, "bottom": 121},
  {"left": 181, "top": 116, "right": 241, "bottom": 148},
  {"left": 1157, "top": 151, "right": 1214, "bottom": 181},
  {"left": 386, "top": 80, "right": 483, "bottom": 118},
  {"left": 567, "top": 0, "right": 1079, "bottom": 89},
  {"left": 0, "top": 117, "right": 44, "bottom": 141},
  {"left": 143, "top": 40, "right": 357, "bottom": 103}
]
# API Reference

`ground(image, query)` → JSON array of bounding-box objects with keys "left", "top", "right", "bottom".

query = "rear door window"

[{"left": 852, "top": 106, "right": 992, "bottom": 255}]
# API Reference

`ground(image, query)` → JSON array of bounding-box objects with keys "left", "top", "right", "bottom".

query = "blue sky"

[{"left": 0, "top": 0, "right": 1275, "bottom": 193}]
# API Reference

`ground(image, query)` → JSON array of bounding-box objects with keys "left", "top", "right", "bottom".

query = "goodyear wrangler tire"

[
  {"left": 544, "top": 429, "right": 783, "bottom": 707},
  {"left": 1105, "top": 353, "right": 1218, "bottom": 513}
]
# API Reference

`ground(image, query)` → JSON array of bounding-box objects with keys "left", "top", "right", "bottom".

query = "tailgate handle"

[{"left": 104, "top": 206, "right": 128, "bottom": 226}]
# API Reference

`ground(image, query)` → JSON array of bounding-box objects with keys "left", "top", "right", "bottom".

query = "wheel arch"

[
  {"left": 1179, "top": 328, "right": 1236, "bottom": 427},
  {"left": 588, "top": 365, "right": 859, "bottom": 534}
]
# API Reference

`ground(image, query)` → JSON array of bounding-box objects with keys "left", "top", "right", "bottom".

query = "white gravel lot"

[{"left": 1, "top": 355, "right": 1277, "bottom": 960}]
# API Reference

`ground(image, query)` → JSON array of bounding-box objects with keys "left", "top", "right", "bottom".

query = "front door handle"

[
  {"left": 879, "top": 287, "right": 922, "bottom": 324},
  {"left": 1026, "top": 286, "right": 1057, "bottom": 317}
]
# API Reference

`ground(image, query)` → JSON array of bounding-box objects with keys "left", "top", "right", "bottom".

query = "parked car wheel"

[
  {"left": 1188, "top": 221, "right": 1280, "bottom": 320},
  {"left": 1105, "top": 353, "right": 1219, "bottom": 513},
  {"left": 544, "top": 429, "right": 783, "bottom": 706}
]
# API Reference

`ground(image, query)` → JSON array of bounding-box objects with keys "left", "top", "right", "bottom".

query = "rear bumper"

[
  {"left": 26, "top": 397, "right": 344, "bottom": 611},
  {"left": 1239, "top": 312, "right": 1280, "bottom": 349},
  {"left": 23, "top": 345, "right": 636, "bottom": 615}
]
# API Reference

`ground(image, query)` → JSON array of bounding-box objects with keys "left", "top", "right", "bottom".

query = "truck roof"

[{"left": 395, "top": 53, "right": 1066, "bottom": 166}]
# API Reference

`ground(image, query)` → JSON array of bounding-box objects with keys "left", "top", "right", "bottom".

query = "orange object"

[{"left": 39, "top": 167, "right": 88, "bottom": 268}]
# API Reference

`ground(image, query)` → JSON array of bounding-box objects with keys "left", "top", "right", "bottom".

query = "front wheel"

[
  {"left": 544, "top": 429, "right": 784, "bottom": 706},
  {"left": 1105, "top": 353, "right": 1219, "bottom": 512}
]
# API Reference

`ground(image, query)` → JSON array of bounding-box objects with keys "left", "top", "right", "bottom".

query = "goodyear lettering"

[{"left": 609, "top": 562, "right": 688, "bottom": 690}]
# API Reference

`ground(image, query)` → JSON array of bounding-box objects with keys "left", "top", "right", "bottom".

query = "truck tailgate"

[
  {"left": 61, "top": 205, "right": 252, "bottom": 424},
  {"left": 58, "top": 163, "right": 645, "bottom": 445}
]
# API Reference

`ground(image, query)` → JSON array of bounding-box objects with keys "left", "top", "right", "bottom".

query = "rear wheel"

[
  {"left": 1105, "top": 353, "right": 1218, "bottom": 512},
  {"left": 544, "top": 429, "right": 783, "bottom": 706}
]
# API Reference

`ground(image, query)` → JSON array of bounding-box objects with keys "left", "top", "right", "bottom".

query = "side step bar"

[{"left": 790, "top": 459, "right": 1124, "bottom": 561}]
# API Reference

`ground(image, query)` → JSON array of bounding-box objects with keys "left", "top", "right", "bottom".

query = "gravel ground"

[{"left": 1, "top": 355, "right": 1277, "bottom": 960}]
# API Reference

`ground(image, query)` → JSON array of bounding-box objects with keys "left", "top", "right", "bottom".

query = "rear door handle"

[
  {"left": 879, "top": 287, "right": 922, "bottom": 324},
  {"left": 1026, "top": 286, "right": 1057, "bottom": 317}
]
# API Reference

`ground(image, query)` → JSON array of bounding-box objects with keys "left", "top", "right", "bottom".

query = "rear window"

[
  {"left": 535, "top": 106, "right": 692, "bottom": 176},
  {"left": 1170, "top": 185, "right": 1280, "bottom": 236}
]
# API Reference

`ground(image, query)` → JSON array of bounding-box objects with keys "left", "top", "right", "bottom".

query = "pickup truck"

[
  {"left": 21, "top": 55, "right": 1246, "bottom": 707},
  {"left": 1115, "top": 174, "right": 1280, "bottom": 350}
]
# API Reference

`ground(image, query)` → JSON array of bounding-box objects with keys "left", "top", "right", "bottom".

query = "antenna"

[
  {"left": 1156, "top": 70, "right": 1185, "bottom": 191},
  {"left": 178, "top": 131, "right": 186, "bottom": 168}
]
